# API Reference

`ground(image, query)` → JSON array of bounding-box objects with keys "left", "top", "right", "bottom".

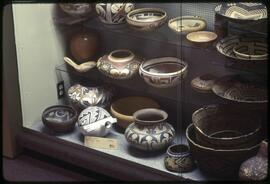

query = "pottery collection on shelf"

[
  {"left": 125, "top": 108, "right": 175, "bottom": 151},
  {"left": 39, "top": 3, "right": 267, "bottom": 180},
  {"left": 95, "top": 3, "right": 135, "bottom": 24}
]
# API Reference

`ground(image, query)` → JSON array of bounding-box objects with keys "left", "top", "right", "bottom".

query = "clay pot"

[
  {"left": 70, "top": 29, "right": 100, "bottom": 64},
  {"left": 164, "top": 144, "right": 195, "bottom": 173},
  {"left": 97, "top": 49, "right": 142, "bottom": 79},
  {"left": 239, "top": 140, "right": 268, "bottom": 181},
  {"left": 125, "top": 108, "right": 175, "bottom": 151},
  {"left": 42, "top": 105, "right": 78, "bottom": 133},
  {"left": 59, "top": 3, "right": 93, "bottom": 18}
]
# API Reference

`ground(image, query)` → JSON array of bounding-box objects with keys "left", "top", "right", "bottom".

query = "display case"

[{"left": 3, "top": 2, "right": 268, "bottom": 181}]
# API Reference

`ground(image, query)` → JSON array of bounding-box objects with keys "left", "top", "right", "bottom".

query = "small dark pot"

[
  {"left": 42, "top": 105, "right": 78, "bottom": 133},
  {"left": 164, "top": 144, "right": 195, "bottom": 173}
]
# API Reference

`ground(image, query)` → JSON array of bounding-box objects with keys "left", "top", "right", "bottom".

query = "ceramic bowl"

[
  {"left": 168, "top": 16, "right": 206, "bottom": 34},
  {"left": 233, "top": 42, "right": 268, "bottom": 60},
  {"left": 190, "top": 74, "right": 217, "bottom": 93},
  {"left": 192, "top": 104, "right": 262, "bottom": 149},
  {"left": 42, "top": 105, "right": 78, "bottom": 133},
  {"left": 186, "top": 31, "right": 217, "bottom": 43},
  {"left": 68, "top": 84, "right": 113, "bottom": 109},
  {"left": 215, "top": 3, "right": 267, "bottom": 23},
  {"left": 139, "top": 57, "right": 188, "bottom": 88},
  {"left": 216, "top": 35, "right": 267, "bottom": 61},
  {"left": 59, "top": 3, "right": 93, "bottom": 17},
  {"left": 164, "top": 144, "right": 195, "bottom": 173},
  {"left": 212, "top": 75, "right": 267, "bottom": 103},
  {"left": 186, "top": 123, "right": 260, "bottom": 178},
  {"left": 110, "top": 96, "right": 160, "bottom": 129},
  {"left": 126, "top": 8, "right": 167, "bottom": 32},
  {"left": 95, "top": 3, "right": 134, "bottom": 24}
]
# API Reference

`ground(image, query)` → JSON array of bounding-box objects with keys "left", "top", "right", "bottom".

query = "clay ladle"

[{"left": 64, "top": 57, "right": 96, "bottom": 72}]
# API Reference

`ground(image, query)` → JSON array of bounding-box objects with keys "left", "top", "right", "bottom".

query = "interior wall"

[{"left": 12, "top": 4, "right": 66, "bottom": 128}]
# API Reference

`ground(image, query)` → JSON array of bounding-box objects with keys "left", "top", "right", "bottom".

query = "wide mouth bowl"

[
  {"left": 42, "top": 105, "right": 78, "bottom": 123},
  {"left": 108, "top": 49, "right": 135, "bottom": 63},
  {"left": 110, "top": 96, "right": 160, "bottom": 121},
  {"left": 127, "top": 8, "right": 167, "bottom": 24},
  {"left": 59, "top": 4, "right": 92, "bottom": 15},
  {"left": 233, "top": 42, "right": 268, "bottom": 60},
  {"left": 168, "top": 16, "right": 206, "bottom": 33},
  {"left": 167, "top": 144, "right": 190, "bottom": 156},
  {"left": 140, "top": 57, "right": 188, "bottom": 77},
  {"left": 133, "top": 108, "right": 167, "bottom": 125},
  {"left": 215, "top": 3, "right": 267, "bottom": 21},
  {"left": 186, "top": 123, "right": 261, "bottom": 152},
  {"left": 186, "top": 31, "right": 217, "bottom": 43},
  {"left": 192, "top": 104, "right": 262, "bottom": 141}
]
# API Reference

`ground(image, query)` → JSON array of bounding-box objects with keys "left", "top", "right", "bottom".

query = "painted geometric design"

[{"left": 215, "top": 3, "right": 267, "bottom": 20}]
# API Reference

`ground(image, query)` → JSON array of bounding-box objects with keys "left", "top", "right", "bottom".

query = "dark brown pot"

[
  {"left": 70, "top": 28, "right": 100, "bottom": 64},
  {"left": 42, "top": 105, "right": 78, "bottom": 133}
]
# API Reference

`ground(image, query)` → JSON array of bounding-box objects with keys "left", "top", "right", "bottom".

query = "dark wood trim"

[
  {"left": 17, "top": 128, "right": 185, "bottom": 181},
  {"left": 2, "top": 4, "right": 23, "bottom": 158}
]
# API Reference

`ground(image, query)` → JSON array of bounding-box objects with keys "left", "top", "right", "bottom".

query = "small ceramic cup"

[{"left": 164, "top": 144, "right": 195, "bottom": 173}]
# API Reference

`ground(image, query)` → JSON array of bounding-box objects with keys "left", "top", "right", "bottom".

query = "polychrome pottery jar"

[
  {"left": 164, "top": 144, "right": 195, "bottom": 173},
  {"left": 95, "top": 3, "right": 134, "bottom": 24},
  {"left": 97, "top": 49, "right": 142, "bottom": 79},
  {"left": 125, "top": 108, "right": 175, "bottom": 151}
]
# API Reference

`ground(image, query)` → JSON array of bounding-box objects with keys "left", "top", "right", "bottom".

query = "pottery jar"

[
  {"left": 78, "top": 106, "right": 117, "bottom": 137},
  {"left": 95, "top": 3, "right": 134, "bottom": 24},
  {"left": 70, "top": 28, "right": 100, "bottom": 64},
  {"left": 125, "top": 108, "right": 175, "bottom": 151},
  {"left": 97, "top": 49, "right": 142, "bottom": 79},
  {"left": 164, "top": 144, "right": 196, "bottom": 173},
  {"left": 239, "top": 140, "right": 268, "bottom": 181}
]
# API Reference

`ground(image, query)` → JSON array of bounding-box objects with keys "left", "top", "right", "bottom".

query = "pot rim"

[
  {"left": 133, "top": 108, "right": 168, "bottom": 125},
  {"left": 42, "top": 105, "right": 78, "bottom": 123},
  {"left": 192, "top": 105, "right": 262, "bottom": 141},
  {"left": 167, "top": 144, "right": 191, "bottom": 157},
  {"left": 108, "top": 49, "right": 135, "bottom": 63},
  {"left": 139, "top": 57, "right": 188, "bottom": 77},
  {"left": 186, "top": 123, "right": 261, "bottom": 152},
  {"left": 127, "top": 8, "right": 167, "bottom": 24}
]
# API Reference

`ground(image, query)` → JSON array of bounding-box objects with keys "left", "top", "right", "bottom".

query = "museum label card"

[{"left": 84, "top": 136, "right": 118, "bottom": 150}]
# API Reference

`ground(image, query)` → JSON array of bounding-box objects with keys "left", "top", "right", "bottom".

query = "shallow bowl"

[
  {"left": 186, "top": 31, "right": 217, "bottom": 43},
  {"left": 110, "top": 96, "right": 160, "bottom": 129},
  {"left": 233, "top": 42, "right": 267, "bottom": 60},
  {"left": 139, "top": 57, "right": 188, "bottom": 88}
]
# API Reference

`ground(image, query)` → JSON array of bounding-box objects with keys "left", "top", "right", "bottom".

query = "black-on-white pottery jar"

[
  {"left": 125, "top": 108, "right": 175, "bottom": 151},
  {"left": 95, "top": 3, "right": 135, "bottom": 24},
  {"left": 78, "top": 106, "right": 117, "bottom": 137}
]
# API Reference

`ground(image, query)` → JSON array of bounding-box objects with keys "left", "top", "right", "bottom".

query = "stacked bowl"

[{"left": 186, "top": 104, "right": 263, "bottom": 178}]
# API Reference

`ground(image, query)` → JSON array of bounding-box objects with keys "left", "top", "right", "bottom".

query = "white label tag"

[{"left": 84, "top": 136, "right": 118, "bottom": 150}]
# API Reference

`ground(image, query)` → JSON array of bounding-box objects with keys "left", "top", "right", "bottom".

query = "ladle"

[{"left": 64, "top": 57, "right": 96, "bottom": 72}]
